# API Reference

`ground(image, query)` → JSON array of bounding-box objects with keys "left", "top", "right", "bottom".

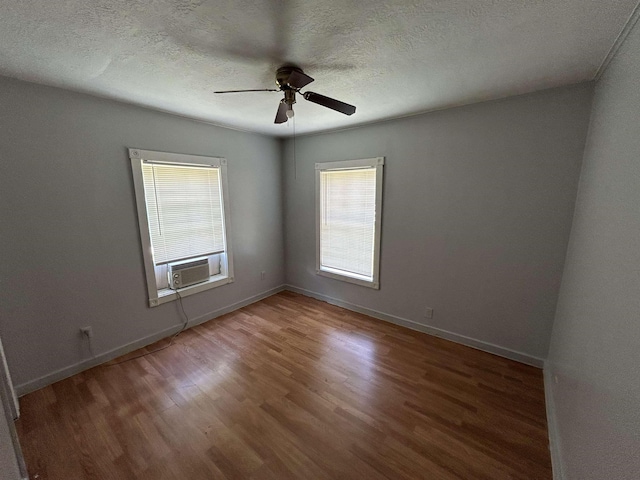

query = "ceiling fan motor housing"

[{"left": 275, "top": 66, "right": 304, "bottom": 90}]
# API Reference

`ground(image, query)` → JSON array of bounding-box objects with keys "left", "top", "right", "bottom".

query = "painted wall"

[
  {"left": 0, "top": 77, "right": 285, "bottom": 392},
  {"left": 0, "top": 398, "right": 21, "bottom": 480},
  {"left": 546, "top": 16, "right": 640, "bottom": 480},
  {"left": 283, "top": 84, "right": 593, "bottom": 362}
]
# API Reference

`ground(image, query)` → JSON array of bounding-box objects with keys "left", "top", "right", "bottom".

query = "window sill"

[
  {"left": 149, "top": 274, "right": 233, "bottom": 307},
  {"left": 317, "top": 267, "right": 379, "bottom": 289}
]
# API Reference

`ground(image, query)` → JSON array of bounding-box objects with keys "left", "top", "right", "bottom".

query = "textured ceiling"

[{"left": 0, "top": 0, "right": 638, "bottom": 136}]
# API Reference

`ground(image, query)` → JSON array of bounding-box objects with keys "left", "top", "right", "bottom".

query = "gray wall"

[
  {"left": 283, "top": 84, "right": 593, "bottom": 362},
  {"left": 0, "top": 77, "right": 285, "bottom": 392},
  {"left": 0, "top": 398, "right": 21, "bottom": 480},
  {"left": 546, "top": 16, "right": 640, "bottom": 480}
]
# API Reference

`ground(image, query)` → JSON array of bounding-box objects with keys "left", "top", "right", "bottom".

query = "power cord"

[
  {"left": 80, "top": 327, "right": 96, "bottom": 358},
  {"left": 107, "top": 290, "right": 190, "bottom": 366}
]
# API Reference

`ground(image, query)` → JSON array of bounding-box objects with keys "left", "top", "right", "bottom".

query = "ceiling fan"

[{"left": 214, "top": 65, "right": 356, "bottom": 124}]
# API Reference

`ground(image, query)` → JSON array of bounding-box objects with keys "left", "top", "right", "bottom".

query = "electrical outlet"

[
  {"left": 80, "top": 326, "right": 93, "bottom": 338},
  {"left": 261, "top": 271, "right": 266, "bottom": 280},
  {"left": 424, "top": 308, "right": 434, "bottom": 319},
  {"left": 554, "top": 375, "right": 559, "bottom": 384}
]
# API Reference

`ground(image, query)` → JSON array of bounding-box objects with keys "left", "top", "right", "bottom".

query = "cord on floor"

[{"left": 107, "top": 290, "right": 190, "bottom": 366}]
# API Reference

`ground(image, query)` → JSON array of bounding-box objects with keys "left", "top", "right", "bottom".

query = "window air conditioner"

[{"left": 168, "top": 258, "right": 209, "bottom": 289}]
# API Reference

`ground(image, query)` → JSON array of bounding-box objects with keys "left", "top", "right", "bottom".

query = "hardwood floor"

[{"left": 16, "top": 291, "right": 552, "bottom": 479}]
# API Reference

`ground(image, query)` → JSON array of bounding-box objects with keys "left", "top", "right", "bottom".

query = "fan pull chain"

[{"left": 293, "top": 114, "right": 297, "bottom": 180}]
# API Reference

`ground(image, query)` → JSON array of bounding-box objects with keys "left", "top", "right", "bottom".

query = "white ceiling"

[{"left": 0, "top": 0, "right": 637, "bottom": 136}]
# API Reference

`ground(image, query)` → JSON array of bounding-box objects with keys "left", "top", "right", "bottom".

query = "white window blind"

[
  {"left": 320, "top": 167, "right": 376, "bottom": 279},
  {"left": 141, "top": 162, "right": 225, "bottom": 265}
]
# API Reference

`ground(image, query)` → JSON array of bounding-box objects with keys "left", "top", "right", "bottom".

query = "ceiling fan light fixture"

[{"left": 286, "top": 106, "right": 295, "bottom": 119}]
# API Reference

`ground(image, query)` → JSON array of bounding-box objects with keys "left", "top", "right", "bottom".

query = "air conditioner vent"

[{"left": 168, "top": 258, "right": 209, "bottom": 289}]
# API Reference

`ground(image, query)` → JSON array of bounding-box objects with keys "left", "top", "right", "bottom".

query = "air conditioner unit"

[{"left": 168, "top": 258, "right": 209, "bottom": 289}]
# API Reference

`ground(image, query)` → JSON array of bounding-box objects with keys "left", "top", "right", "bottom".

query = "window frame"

[
  {"left": 315, "top": 157, "right": 384, "bottom": 289},
  {"left": 129, "top": 148, "right": 234, "bottom": 307}
]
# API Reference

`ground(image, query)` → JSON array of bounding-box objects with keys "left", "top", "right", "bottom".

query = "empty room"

[{"left": 0, "top": 1, "right": 638, "bottom": 479}]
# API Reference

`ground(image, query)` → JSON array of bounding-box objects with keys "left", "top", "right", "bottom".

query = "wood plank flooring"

[{"left": 16, "top": 291, "right": 552, "bottom": 479}]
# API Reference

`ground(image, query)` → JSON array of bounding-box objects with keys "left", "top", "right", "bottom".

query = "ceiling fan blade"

[
  {"left": 287, "top": 70, "right": 314, "bottom": 89},
  {"left": 303, "top": 92, "right": 356, "bottom": 116},
  {"left": 274, "top": 101, "right": 288, "bottom": 124},
  {"left": 214, "top": 89, "right": 279, "bottom": 93}
]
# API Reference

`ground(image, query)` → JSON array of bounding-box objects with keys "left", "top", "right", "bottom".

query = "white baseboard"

[
  {"left": 544, "top": 363, "right": 565, "bottom": 480},
  {"left": 16, "top": 283, "right": 545, "bottom": 396},
  {"left": 283, "top": 285, "right": 544, "bottom": 368},
  {"left": 15, "top": 285, "right": 286, "bottom": 396}
]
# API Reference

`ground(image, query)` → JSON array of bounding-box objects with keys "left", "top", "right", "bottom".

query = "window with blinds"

[
  {"left": 316, "top": 157, "right": 384, "bottom": 289},
  {"left": 141, "top": 162, "right": 225, "bottom": 265},
  {"left": 130, "top": 149, "right": 234, "bottom": 307}
]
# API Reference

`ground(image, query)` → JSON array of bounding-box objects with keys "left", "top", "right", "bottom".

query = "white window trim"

[
  {"left": 129, "top": 148, "right": 235, "bottom": 307},
  {"left": 315, "top": 156, "right": 384, "bottom": 289}
]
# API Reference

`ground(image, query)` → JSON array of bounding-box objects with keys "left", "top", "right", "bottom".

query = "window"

[
  {"left": 316, "top": 157, "right": 384, "bottom": 289},
  {"left": 129, "top": 149, "right": 234, "bottom": 306}
]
